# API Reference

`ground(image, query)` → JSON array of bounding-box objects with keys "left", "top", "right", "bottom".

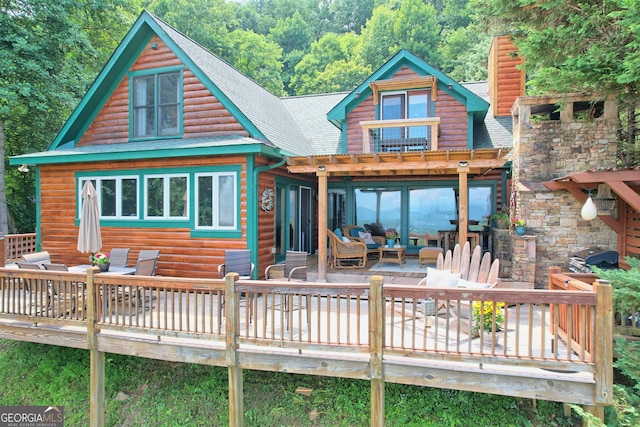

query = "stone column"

[{"left": 511, "top": 234, "right": 537, "bottom": 286}]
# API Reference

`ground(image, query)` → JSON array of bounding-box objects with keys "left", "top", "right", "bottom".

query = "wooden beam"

[
  {"left": 369, "top": 276, "right": 385, "bottom": 427},
  {"left": 569, "top": 170, "right": 640, "bottom": 184},
  {"left": 607, "top": 181, "right": 640, "bottom": 212},
  {"left": 87, "top": 268, "right": 105, "bottom": 427},
  {"left": 226, "top": 274, "right": 243, "bottom": 427},
  {"left": 317, "top": 170, "right": 328, "bottom": 281},
  {"left": 287, "top": 159, "right": 506, "bottom": 174}
]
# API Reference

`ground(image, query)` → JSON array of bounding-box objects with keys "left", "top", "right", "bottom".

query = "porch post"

[
  {"left": 317, "top": 169, "right": 328, "bottom": 281},
  {"left": 457, "top": 164, "right": 469, "bottom": 246}
]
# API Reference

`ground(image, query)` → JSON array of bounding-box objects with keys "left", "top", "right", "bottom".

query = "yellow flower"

[{"left": 472, "top": 301, "right": 505, "bottom": 334}]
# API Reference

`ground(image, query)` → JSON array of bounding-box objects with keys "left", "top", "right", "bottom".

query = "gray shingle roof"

[
  {"left": 463, "top": 81, "right": 513, "bottom": 149},
  {"left": 281, "top": 92, "right": 346, "bottom": 155}
]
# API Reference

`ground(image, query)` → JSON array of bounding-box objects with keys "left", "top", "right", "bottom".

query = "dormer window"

[
  {"left": 378, "top": 90, "right": 431, "bottom": 151},
  {"left": 130, "top": 68, "right": 183, "bottom": 139}
]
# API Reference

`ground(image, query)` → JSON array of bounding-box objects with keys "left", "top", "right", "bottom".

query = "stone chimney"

[{"left": 488, "top": 35, "right": 525, "bottom": 117}]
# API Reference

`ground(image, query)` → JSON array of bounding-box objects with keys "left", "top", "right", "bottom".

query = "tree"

[
  {"left": 1, "top": 0, "right": 138, "bottom": 233},
  {"left": 291, "top": 32, "right": 366, "bottom": 95},
  {"left": 224, "top": 30, "right": 286, "bottom": 96},
  {"left": 473, "top": 0, "right": 640, "bottom": 166},
  {"left": 146, "top": 0, "right": 237, "bottom": 57},
  {"left": 359, "top": 0, "right": 441, "bottom": 69}
]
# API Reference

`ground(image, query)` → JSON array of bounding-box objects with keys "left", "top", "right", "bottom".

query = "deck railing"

[
  {"left": 360, "top": 118, "right": 440, "bottom": 153},
  {"left": 0, "top": 267, "right": 614, "bottom": 425},
  {"left": 2, "top": 233, "right": 38, "bottom": 263},
  {"left": 549, "top": 266, "right": 640, "bottom": 355}
]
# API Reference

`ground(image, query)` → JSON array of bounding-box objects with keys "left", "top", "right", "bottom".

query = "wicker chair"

[
  {"left": 327, "top": 229, "right": 367, "bottom": 268},
  {"left": 218, "top": 249, "right": 254, "bottom": 279}
]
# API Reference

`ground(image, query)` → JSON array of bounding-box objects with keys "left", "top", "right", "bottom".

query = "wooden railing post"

[
  {"left": 593, "top": 279, "right": 613, "bottom": 407},
  {"left": 0, "top": 235, "right": 5, "bottom": 267},
  {"left": 87, "top": 267, "right": 105, "bottom": 427},
  {"left": 225, "top": 273, "right": 243, "bottom": 427},
  {"left": 369, "top": 275, "right": 385, "bottom": 427}
]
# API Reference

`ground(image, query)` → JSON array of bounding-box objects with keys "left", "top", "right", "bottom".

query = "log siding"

[
  {"left": 345, "top": 66, "right": 469, "bottom": 153},
  {"left": 78, "top": 37, "right": 246, "bottom": 147},
  {"left": 38, "top": 155, "right": 252, "bottom": 279}
]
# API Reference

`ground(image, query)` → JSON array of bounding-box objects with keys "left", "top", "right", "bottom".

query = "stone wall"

[{"left": 511, "top": 95, "right": 619, "bottom": 288}]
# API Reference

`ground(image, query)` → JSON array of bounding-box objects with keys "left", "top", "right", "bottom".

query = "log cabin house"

[{"left": 9, "top": 11, "right": 521, "bottom": 279}]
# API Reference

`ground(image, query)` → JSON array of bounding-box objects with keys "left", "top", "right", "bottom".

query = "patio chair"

[
  {"left": 43, "top": 263, "right": 69, "bottom": 271},
  {"left": 21, "top": 251, "right": 51, "bottom": 269},
  {"left": 327, "top": 229, "right": 367, "bottom": 268},
  {"left": 137, "top": 250, "right": 160, "bottom": 275},
  {"left": 218, "top": 250, "right": 254, "bottom": 279},
  {"left": 265, "top": 250, "right": 308, "bottom": 281},
  {"left": 134, "top": 258, "right": 157, "bottom": 276},
  {"left": 16, "top": 261, "right": 42, "bottom": 270},
  {"left": 217, "top": 250, "right": 255, "bottom": 326},
  {"left": 109, "top": 248, "right": 131, "bottom": 268}
]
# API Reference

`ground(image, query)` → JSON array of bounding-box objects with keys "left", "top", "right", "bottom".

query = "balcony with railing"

[{"left": 360, "top": 117, "right": 440, "bottom": 153}]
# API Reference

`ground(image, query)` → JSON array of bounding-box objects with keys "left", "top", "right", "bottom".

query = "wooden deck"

[{"left": 0, "top": 266, "right": 613, "bottom": 426}]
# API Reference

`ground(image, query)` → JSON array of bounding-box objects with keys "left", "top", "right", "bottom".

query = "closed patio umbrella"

[{"left": 77, "top": 181, "right": 102, "bottom": 255}]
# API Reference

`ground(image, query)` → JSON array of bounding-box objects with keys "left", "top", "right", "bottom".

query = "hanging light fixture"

[
  {"left": 581, "top": 189, "right": 598, "bottom": 220},
  {"left": 593, "top": 183, "right": 616, "bottom": 215}
]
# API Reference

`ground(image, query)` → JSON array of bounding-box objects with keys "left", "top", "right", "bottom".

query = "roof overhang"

[
  {"left": 285, "top": 148, "right": 510, "bottom": 177},
  {"left": 9, "top": 136, "right": 283, "bottom": 166},
  {"left": 543, "top": 169, "right": 640, "bottom": 233}
]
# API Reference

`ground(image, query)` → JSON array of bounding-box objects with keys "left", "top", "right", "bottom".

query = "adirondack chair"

[
  {"left": 390, "top": 242, "right": 500, "bottom": 322},
  {"left": 416, "top": 242, "right": 500, "bottom": 288}
]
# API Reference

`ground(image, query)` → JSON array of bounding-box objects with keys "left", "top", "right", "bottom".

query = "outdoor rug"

[{"left": 368, "top": 258, "right": 433, "bottom": 275}]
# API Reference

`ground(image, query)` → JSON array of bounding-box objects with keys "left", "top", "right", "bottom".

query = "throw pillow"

[
  {"left": 358, "top": 231, "right": 376, "bottom": 245},
  {"left": 341, "top": 236, "right": 351, "bottom": 243},
  {"left": 334, "top": 228, "right": 343, "bottom": 238},
  {"left": 366, "top": 222, "right": 386, "bottom": 236},
  {"left": 425, "top": 267, "right": 461, "bottom": 288},
  {"left": 349, "top": 227, "right": 366, "bottom": 237},
  {"left": 457, "top": 278, "right": 493, "bottom": 288}
]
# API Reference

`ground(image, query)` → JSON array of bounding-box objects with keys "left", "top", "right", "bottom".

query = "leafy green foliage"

[
  {"left": 591, "top": 258, "right": 640, "bottom": 426},
  {"left": 0, "top": 340, "right": 585, "bottom": 426}
]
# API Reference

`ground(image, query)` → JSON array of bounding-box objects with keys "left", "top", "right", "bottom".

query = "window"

[
  {"left": 132, "top": 70, "right": 181, "bottom": 138},
  {"left": 195, "top": 172, "right": 237, "bottom": 229},
  {"left": 380, "top": 90, "right": 430, "bottom": 151},
  {"left": 80, "top": 177, "right": 138, "bottom": 219},
  {"left": 145, "top": 174, "right": 188, "bottom": 219}
]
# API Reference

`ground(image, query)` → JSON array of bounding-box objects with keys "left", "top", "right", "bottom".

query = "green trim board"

[
  {"left": 128, "top": 66, "right": 185, "bottom": 141},
  {"left": 75, "top": 164, "right": 244, "bottom": 236},
  {"left": 10, "top": 136, "right": 282, "bottom": 166}
]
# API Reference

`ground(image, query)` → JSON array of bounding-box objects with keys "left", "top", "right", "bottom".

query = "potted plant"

[
  {"left": 512, "top": 217, "right": 526, "bottom": 235},
  {"left": 385, "top": 228, "right": 398, "bottom": 247},
  {"left": 92, "top": 251, "right": 111, "bottom": 272},
  {"left": 472, "top": 300, "right": 505, "bottom": 337},
  {"left": 490, "top": 210, "right": 510, "bottom": 229}
]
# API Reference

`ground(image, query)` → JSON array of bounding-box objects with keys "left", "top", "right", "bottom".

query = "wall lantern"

[{"left": 18, "top": 164, "right": 29, "bottom": 173}]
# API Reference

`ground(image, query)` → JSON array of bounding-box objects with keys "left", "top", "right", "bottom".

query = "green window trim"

[
  {"left": 129, "top": 66, "right": 184, "bottom": 141},
  {"left": 76, "top": 165, "right": 241, "bottom": 235}
]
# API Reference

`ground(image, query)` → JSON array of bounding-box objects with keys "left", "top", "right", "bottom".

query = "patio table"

[
  {"left": 69, "top": 264, "right": 136, "bottom": 275},
  {"left": 378, "top": 245, "right": 406, "bottom": 267}
]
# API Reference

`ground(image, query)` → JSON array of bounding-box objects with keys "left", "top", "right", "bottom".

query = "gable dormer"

[{"left": 327, "top": 50, "right": 489, "bottom": 154}]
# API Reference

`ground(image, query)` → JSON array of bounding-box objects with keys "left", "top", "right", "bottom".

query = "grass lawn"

[{"left": 0, "top": 339, "right": 582, "bottom": 426}]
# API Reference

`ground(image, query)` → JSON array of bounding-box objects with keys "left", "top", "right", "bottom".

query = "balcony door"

[{"left": 380, "top": 90, "right": 429, "bottom": 151}]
